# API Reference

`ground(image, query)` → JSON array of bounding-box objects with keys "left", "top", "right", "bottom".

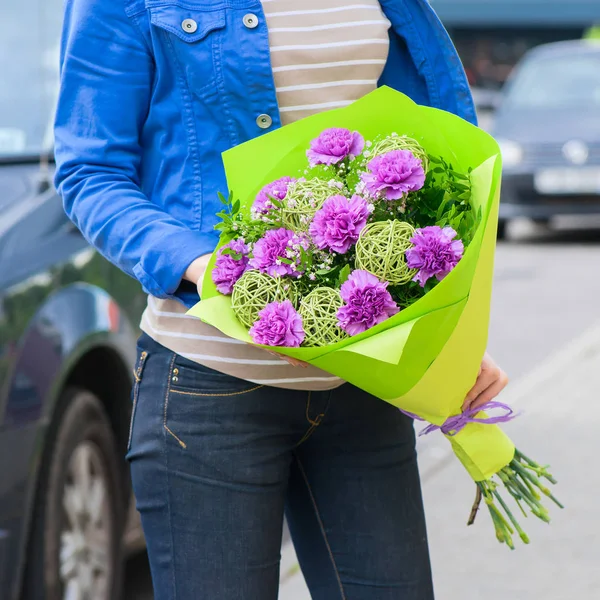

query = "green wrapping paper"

[{"left": 189, "top": 87, "right": 515, "bottom": 482}]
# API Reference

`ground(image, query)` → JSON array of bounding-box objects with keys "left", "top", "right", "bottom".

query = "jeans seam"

[
  {"left": 305, "top": 391, "right": 326, "bottom": 426},
  {"left": 296, "top": 424, "right": 317, "bottom": 447},
  {"left": 128, "top": 351, "right": 148, "bottom": 451},
  {"left": 296, "top": 392, "right": 326, "bottom": 447},
  {"left": 163, "top": 355, "right": 187, "bottom": 449},
  {"left": 169, "top": 384, "right": 264, "bottom": 398},
  {"left": 296, "top": 456, "right": 347, "bottom": 600},
  {"left": 162, "top": 353, "right": 179, "bottom": 599}
]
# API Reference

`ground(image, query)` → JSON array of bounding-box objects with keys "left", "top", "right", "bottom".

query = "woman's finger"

[
  {"left": 266, "top": 350, "right": 308, "bottom": 368},
  {"left": 462, "top": 370, "right": 496, "bottom": 410},
  {"left": 468, "top": 374, "right": 509, "bottom": 411}
]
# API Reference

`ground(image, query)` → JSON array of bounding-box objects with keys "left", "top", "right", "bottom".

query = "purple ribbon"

[{"left": 401, "top": 401, "right": 518, "bottom": 437}]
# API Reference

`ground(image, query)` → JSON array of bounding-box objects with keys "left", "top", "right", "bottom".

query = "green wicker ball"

[
  {"left": 298, "top": 287, "right": 347, "bottom": 347},
  {"left": 368, "top": 135, "right": 429, "bottom": 173},
  {"left": 281, "top": 178, "right": 337, "bottom": 229},
  {"left": 355, "top": 220, "right": 417, "bottom": 285},
  {"left": 231, "top": 270, "right": 297, "bottom": 329}
]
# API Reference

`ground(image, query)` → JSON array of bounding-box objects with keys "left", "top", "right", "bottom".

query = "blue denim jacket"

[{"left": 54, "top": 0, "right": 476, "bottom": 307}]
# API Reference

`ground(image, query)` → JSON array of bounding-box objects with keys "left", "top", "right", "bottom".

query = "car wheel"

[
  {"left": 497, "top": 219, "right": 508, "bottom": 240},
  {"left": 22, "top": 388, "right": 124, "bottom": 600}
]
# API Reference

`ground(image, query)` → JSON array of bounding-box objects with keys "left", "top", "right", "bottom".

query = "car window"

[
  {"left": 0, "top": 0, "right": 62, "bottom": 158},
  {"left": 503, "top": 52, "right": 600, "bottom": 110}
]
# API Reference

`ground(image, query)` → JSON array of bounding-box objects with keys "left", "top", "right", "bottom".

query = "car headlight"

[{"left": 497, "top": 139, "right": 523, "bottom": 168}]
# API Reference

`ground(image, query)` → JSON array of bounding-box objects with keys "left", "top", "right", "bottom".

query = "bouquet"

[{"left": 190, "top": 87, "right": 561, "bottom": 548}]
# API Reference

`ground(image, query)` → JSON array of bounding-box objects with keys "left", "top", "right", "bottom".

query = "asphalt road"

[{"left": 124, "top": 217, "right": 600, "bottom": 600}]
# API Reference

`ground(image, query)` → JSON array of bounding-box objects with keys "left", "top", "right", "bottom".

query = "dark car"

[
  {"left": 0, "top": 4, "right": 147, "bottom": 598},
  {"left": 492, "top": 40, "right": 600, "bottom": 238}
]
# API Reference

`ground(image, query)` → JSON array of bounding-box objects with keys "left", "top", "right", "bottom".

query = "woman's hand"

[
  {"left": 185, "top": 255, "right": 307, "bottom": 367},
  {"left": 184, "top": 254, "right": 213, "bottom": 288},
  {"left": 463, "top": 352, "right": 508, "bottom": 411}
]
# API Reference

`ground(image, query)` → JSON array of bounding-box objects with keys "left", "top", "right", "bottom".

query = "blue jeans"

[{"left": 127, "top": 333, "right": 434, "bottom": 599}]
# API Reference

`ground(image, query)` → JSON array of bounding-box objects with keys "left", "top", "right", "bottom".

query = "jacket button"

[
  {"left": 181, "top": 18, "right": 198, "bottom": 33},
  {"left": 243, "top": 13, "right": 259, "bottom": 29},
  {"left": 256, "top": 114, "right": 272, "bottom": 129}
]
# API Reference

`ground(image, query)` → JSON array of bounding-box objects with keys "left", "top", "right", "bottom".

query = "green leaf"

[
  {"left": 232, "top": 200, "right": 241, "bottom": 214},
  {"left": 436, "top": 198, "right": 449, "bottom": 221},
  {"left": 316, "top": 268, "right": 333, "bottom": 275},
  {"left": 299, "top": 245, "right": 313, "bottom": 268},
  {"left": 428, "top": 154, "right": 443, "bottom": 164},
  {"left": 452, "top": 182, "right": 470, "bottom": 192},
  {"left": 217, "top": 192, "right": 229, "bottom": 205},
  {"left": 424, "top": 278, "right": 438, "bottom": 294},
  {"left": 279, "top": 257, "right": 294, "bottom": 265},
  {"left": 338, "top": 264, "right": 351, "bottom": 285}
]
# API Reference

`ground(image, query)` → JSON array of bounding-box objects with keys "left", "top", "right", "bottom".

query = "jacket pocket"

[
  {"left": 127, "top": 348, "right": 149, "bottom": 452},
  {"left": 147, "top": 2, "right": 226, "bottom": 96}
]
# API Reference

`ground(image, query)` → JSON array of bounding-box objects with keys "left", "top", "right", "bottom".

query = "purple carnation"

[
  {"left": 249, "top": 228, "right": 308, "bottom": 277},
  {"left": 361, "top": 150, "right": 425, "bottom": 200},
  {"left": 249, "top": 300, "right": 305, "bottom": 347},
  {"left": 211, "top": 238, "right": 250, "bottom": 295},
  {"left": 252, "top": 176, "right": 296, "bottom": 215},
  {"left": 307, "top": 128, "right": 365, "bottom": 167},
  {"left": 337, "top": 270, "right": 399, "bottom": 336},
  {"left": 309, "top": 194, "right": 371, "bottom": 254},
  {"left": 405, "top": 226, "right": 464, "bottom": 287}
]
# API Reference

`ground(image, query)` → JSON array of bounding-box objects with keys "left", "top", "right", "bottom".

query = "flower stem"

[
  {"left": 476, "top": 449, "right": 562, "bottom": 549},
  {"left": 492, "top": 489, "right": 530, "bottom": 544}
]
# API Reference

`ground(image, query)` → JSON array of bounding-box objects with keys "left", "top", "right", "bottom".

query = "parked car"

[
  {"left": 0, "top": 3, "right": 146, "bottom": 597},
  {"left": 0, "top": 158, "right": 148, "bottom": 599},
  {"left": 492, "top": 40, "right": 600, "bottom": 239},
  {"left": 471, "top": 87, "right": 502, "bottom": 132}
]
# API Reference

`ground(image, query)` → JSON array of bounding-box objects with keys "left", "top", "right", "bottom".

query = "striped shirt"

[{"left": 141, "top": 0, "right": 391, "bottom": 390}]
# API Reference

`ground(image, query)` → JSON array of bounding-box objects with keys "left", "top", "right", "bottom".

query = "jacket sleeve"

[{"left": 54, "top": 0, "right": 216, "bottom": 301}]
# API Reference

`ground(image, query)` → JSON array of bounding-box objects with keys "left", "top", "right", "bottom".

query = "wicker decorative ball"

[
  {"left": 298, "top": 287, "right": 347, "bottom": 347},
  {"left": 281, "top": 178, "right": 336, "bottom": 230},
  {"left": 231, "top": 270, "right": 297, "bottom": 329},
  {"left": 369, "top": 135, "right": 429, "bottom": 174},
  {"left": 355, "top": 220, "right": 417, "bottom": 285}
]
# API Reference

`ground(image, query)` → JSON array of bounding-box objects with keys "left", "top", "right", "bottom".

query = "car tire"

[
  {"left": 497, "top": 219, "right": 508, "bottom": 240},
  {"left": 22, "top": 388, "right": 124, "bottom": 600}
]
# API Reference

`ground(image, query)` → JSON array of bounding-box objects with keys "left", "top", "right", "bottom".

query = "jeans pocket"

[
  {"left": 128, "top": 348, "right": 149, "bottom": 452},
  {"left": 163, "top": 357, "right": 264, "bottom": 449}
]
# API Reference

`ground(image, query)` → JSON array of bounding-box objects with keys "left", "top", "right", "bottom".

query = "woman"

[{"left": 54, "top": 1, "right": 508, "bottom": 598}]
